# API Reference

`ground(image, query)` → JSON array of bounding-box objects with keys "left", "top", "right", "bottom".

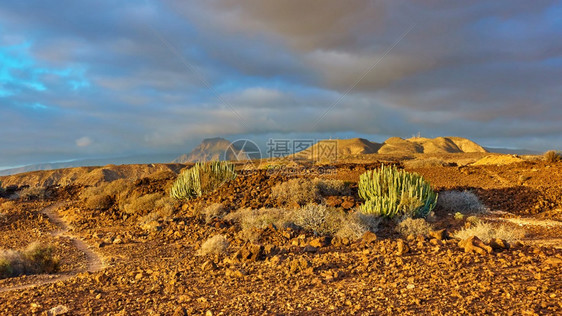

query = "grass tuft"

[
  {"left": 198, "top": 235, "right": 229, "bottom": 256},
  {"left": 454, "top": 221, "right": 525, "bottom": 243},
  {"left": 0, "top": 243, "right": 59, "bottom": 279},
  {"left": 395, "top": 217, "right": 434, "bottom": 237},
  {"left": 544, "top": 150, "right": 562, "bottom": 163}
]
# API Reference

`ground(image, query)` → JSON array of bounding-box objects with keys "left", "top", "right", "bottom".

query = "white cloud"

[{"left": 76, "top": 136, "right": 93, "bottom": 147}]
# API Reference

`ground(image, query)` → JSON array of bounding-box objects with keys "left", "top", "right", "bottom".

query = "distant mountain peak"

[{"left": 172, "top": 137, "right": 259, "bottom": 163}]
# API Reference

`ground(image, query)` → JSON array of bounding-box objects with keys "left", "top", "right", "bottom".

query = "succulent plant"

[
  {"left": 358, "top": 164, "right": 437, "bottom": 218},
  {"left": 170, "top": 161, "right": 236, "bottom": 200}
]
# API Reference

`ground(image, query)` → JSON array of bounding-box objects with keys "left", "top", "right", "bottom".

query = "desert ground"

[{"left": 0, "top": 152, "right": 561, "bottom": 315}]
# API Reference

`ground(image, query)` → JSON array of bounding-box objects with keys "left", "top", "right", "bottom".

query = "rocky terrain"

[{"left": 0, "top": 152, "right": 561, "bottom": 315}]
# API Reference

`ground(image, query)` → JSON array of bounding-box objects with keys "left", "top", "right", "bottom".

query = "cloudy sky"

[{"left": 1, "top": 1, "right": 561, "bottom": 169}]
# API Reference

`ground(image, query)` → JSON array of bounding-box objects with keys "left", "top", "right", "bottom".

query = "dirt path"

[{"left": 0, "top": 203, "right": 104, "bottom": 293}]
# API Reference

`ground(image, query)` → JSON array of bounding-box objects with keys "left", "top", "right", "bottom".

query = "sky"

[{"left": 1, "top": 0, "right": 561, "bottom": 169}]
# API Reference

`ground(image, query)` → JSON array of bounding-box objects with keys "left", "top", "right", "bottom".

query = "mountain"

[
  {"left": 292, "top": 138, "right": 382, "bottom": 160},
  {"left": 293, "top": 136, "right": 487, "bottom": 159},
  {"left": 0, "top": 153, "right": 180, "bottom": 176},
  {"left": 0, "top": 163, "right": 185, "bottom": 188},
  {"left": 172, "top": 137, "right": 260, "bottom": 163},
  {"left": 378, "top": 136, "right": 487, "bottom": 155}
]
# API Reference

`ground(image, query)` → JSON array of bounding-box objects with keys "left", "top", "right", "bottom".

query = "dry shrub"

[
  {"left": 81, "top": 179, "right": 134, "bottom": 210},
  {"left": 202, "top": 203, "right": 226, "bottom": 224},
  {"left": 198, "top": 235, "right": 229, "bottom": 256},
  {"left": 314, "top": 179, "right": 352, "bottom": 196},
  {"left": 137, "top": 196, "right": 176, "bottom": 230},
  {"left": 437, "top": 190, "right": 486, "bottom": 214},
  {"left": 291, "top": 204, "right": 339, "bottom": 235},
  {"left": 122, "top": 193, "right": 163, "bottom": 215},
  {"left": 396, "top": 218, "right": 434, "bottom": 237},
  {"left": 84, "top": 195, "right": 113, "bottom": 210},
  {"left": 18, "top": 187, "right": 48, "bottom": 201},
  {"left": 271, "top": 178, "right": 352, "bottom": 207},
  {"left": 0, "top": 200, "right": 18, "bottom": 213},
  {"left": 227, "top": 204, "right": 380, "bottom": 238},
  {"left": 270, "top": 178, "right": 320, "bottom": 207},
  {"left": 544, "top": 150, "right": 562, "bottom": 163},
  {"left": 225, "top": 208, "right": 291, "bottom": 231},
  {"left": 454, "top": 222, "right": 525, "bottom": 243},
  {"left": 0, "top": 243, "right": 59, "bottom": 279},
  {"left": 335, "top": 212, "right": 381, "bottom": 240}
]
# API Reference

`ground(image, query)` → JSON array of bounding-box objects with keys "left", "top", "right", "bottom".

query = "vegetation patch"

[
  {"left": 270, "top": 178, "right": 321, "bottom": 207},
  {"left": 544, "top": 150, "right": 562, "bottom": 163},
  {"left": 437, "top": 190, "right": 486, "bottom": 214},
  {"left": 170, "top": 161, "right": 236, "bottom": 200},
  {"left": 454, "top": 222, "right": 525, "bottom": 243},
  {"left": 396, "top": 218, "right": 434, "bottom": 237},
  {"left": 18, "top": 187, "right": 48, "bottom": 201},
  {"left": 0, "top": 243, "right": 59, "bottom": 279},
  {"left": 270, "top": 178, "right": 351, "bottom": 207},
  {"left": 198, "top": 235, "right": 229, "bottom": 256},
  {"left": 359, "top": 165, "right": 438, "bottom": 218},
  {"left": 225, "top": 207, "right": 291, "bottom": 232},
  {"left": 335, "top": 212, "right": 381, "bottom": 240},
  {"left": 201, "top": 203, "right": 227, "bottom": 224}
]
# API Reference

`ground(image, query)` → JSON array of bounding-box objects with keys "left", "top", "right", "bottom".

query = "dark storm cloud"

[{"left": 0, "top": 0, "right": 561, "bottom": 168}]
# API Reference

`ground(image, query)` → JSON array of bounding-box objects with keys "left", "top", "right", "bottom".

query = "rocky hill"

[
  {"left": 379, "top": 136, "right": 487, "bottom": 155},
  {"left": 173, "top": 137, "right": 259, "bottom": 163},
  {"left": 293, "top": 138, "right": 382, "bottom": 160},
  {"left": 295, "top": 136, "right": 487, "bottom": 159},
  {"left": 0, "top": 163, "right": 186, "bottom": 188}
]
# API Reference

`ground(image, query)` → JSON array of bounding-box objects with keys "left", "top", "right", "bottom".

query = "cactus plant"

[
  {"left": 358, "top": 164, "right": 437, "bottom": 218},
  {"left": 170, "top": 161, "right": 236, "bottom": 200}
]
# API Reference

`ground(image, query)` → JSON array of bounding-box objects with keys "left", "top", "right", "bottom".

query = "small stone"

[
  {"left": 545, "top": 257, "right": 562, "bottom": 266},
  {"left": 361, "top": 231, "right": 377, "bottom": 244},
  {"left": 47, "top": 305, "right": 69, "bottom": 315},
  {"left": 459, "top": 236, "right": 492, "bottom": 255},
  {"left": 341, "top": 200, "right": 355, "bottom": 210},
  {"left": 172, "top": 307, "right": 187, "bottom": 316},
  {"left": 303, "top": 245, "right": 318, "bottom": 253},
  {"left": 489, "top": 238, "right": 509, "bottom": 250},
  {"left": 429, "top": 229, "right": 448, "bottom": 241},
  {"left": 201, "top": 260, "right": 217, "bottom": 271},
  {"left": 396, "top": 239, "right": 409, "bottom": 255},
  {"left": 233, "top": 243, "right": 264, "bottom": 262},
  {"left": 310, "top": 237, "right": 329, "bottom": 248},
  {"left": 406, "top": 284, "right": 415, "bottom": 290}
]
